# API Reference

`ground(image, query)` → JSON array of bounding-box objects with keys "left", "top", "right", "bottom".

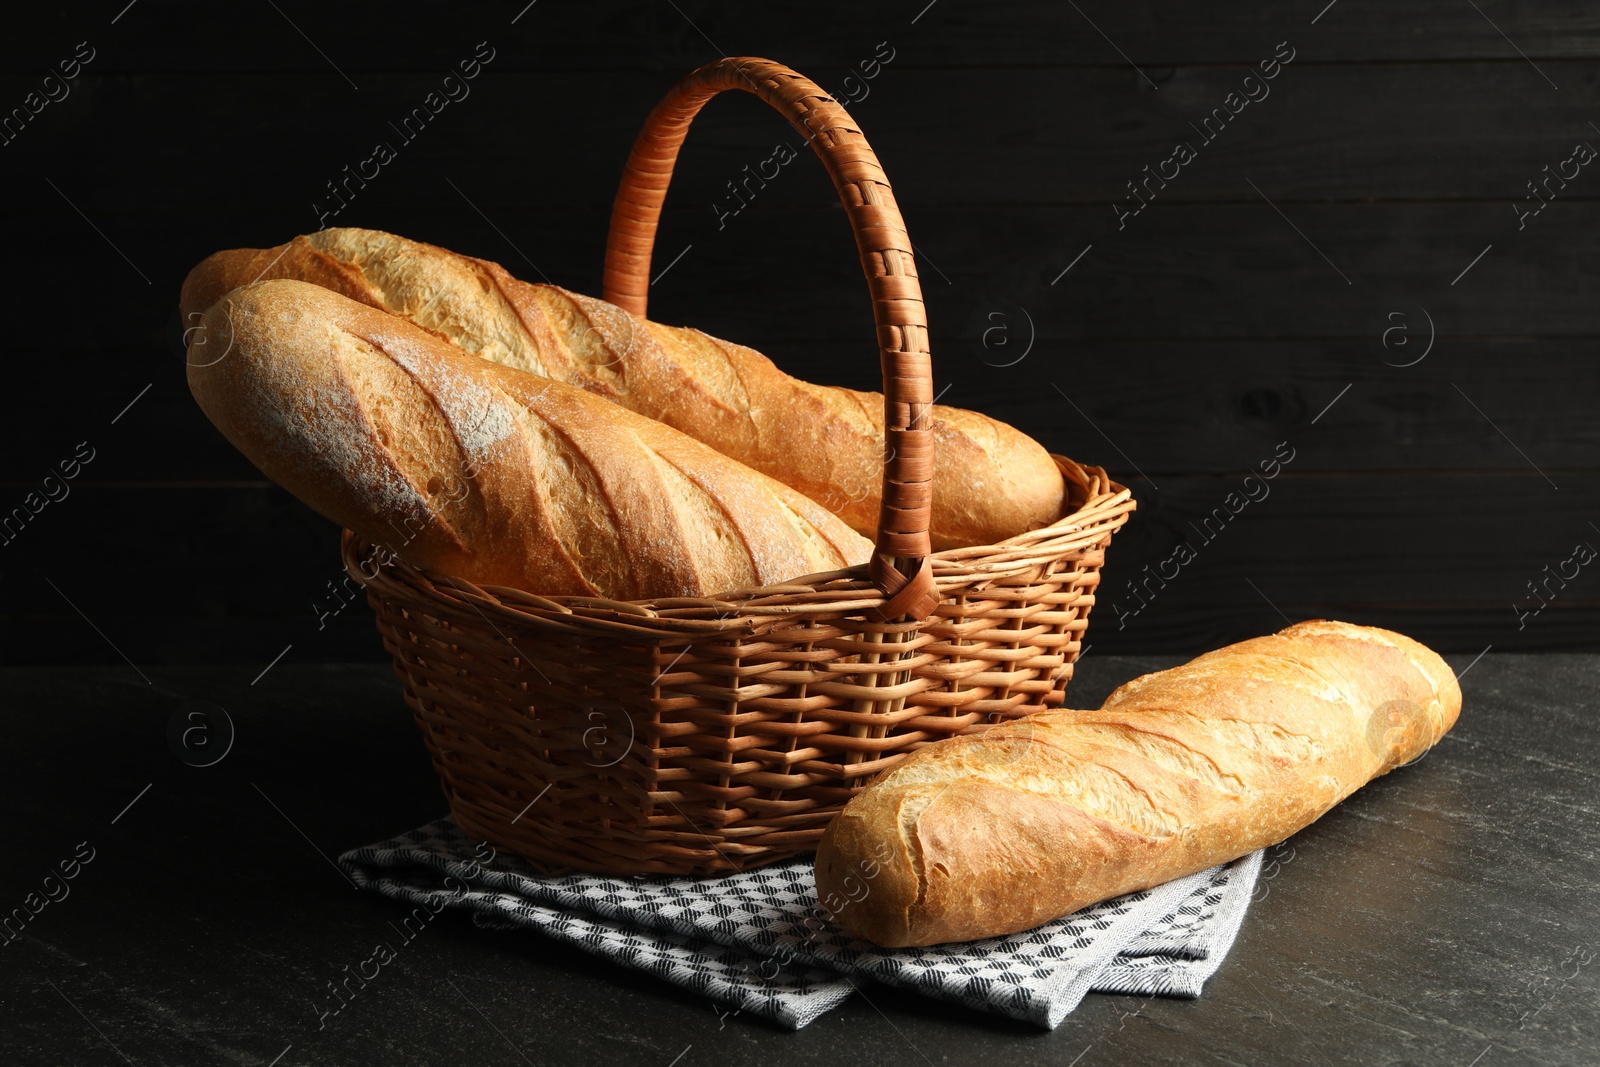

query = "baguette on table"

[
  {"left": 180, "top": 227, "right": 1067, "bottom": 550},
  {"left": 815, "top": 620, "right": 1462, "bottom": 947},
  {"left": 185, "top": 279, "right": 871, "bottom": 601}
]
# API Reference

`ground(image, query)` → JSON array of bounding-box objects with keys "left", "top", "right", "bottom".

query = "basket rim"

[{"left": 344, "top": 454, "right": 1133, "bottom": 639}]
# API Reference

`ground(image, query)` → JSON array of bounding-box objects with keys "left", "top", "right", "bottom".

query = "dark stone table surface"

[{"left": 2, "top": 652, "right": 1596, "bottom": 1066}]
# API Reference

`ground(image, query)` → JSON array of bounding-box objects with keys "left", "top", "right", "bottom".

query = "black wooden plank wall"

[{"left": 0, "top": 1, "right": 1595, "bottom": 669}]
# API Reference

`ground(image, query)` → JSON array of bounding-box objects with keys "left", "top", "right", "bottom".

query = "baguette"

[
  {"left": 186, "top": 279, "right": 871, "bottom": 600},
  {"left": 814, "top": 620, "right": 1462, "bottom": 947},
  {"left": 179, "top": 227, "right": 1068, "bottom": 550}
]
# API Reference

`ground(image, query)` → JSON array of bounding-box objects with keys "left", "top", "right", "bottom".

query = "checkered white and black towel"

[{"left": 338, "top": 817, "right": 1261, "bottom": 1030}]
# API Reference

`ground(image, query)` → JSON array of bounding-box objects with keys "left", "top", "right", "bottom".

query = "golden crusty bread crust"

[
  {"left": 179, "top": 228, "right": 1067, "bottom": 550},
  {"left": 185, "top": 279, "right": 871, "bottom": 600},
  {"left": 814, "top": 620, "right": 1462, "bottom": 947}
]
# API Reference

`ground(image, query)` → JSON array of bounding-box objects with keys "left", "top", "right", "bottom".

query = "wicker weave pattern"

[
  {"left": 347, "top": 58, "right": 1135, "bottom": 875},
  {"left": 349, "top": 460, "right": 1129, "bottom": 875}
]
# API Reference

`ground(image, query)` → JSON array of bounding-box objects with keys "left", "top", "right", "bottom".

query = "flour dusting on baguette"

[
  {"left": 186, "top": 279, "right": 872, "bottom": 600},
  {"left": 180, "top": 227, "right": 1068, "bottom": 549},
  {"left": 814, "top": 620, "right": 1461, "bottom": 947}
]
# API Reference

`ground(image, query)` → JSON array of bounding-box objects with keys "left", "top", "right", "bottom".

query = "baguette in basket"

[
  {"left": 180, "top": 227, "right": 1066, "bottom": 550},
  {"left": 185, "top": 279, "right": 871, "bottom": 600}
]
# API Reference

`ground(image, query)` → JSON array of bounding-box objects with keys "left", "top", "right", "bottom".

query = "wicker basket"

[{"left": 346, "top": 57, "right": 1134, "bottom": 876}]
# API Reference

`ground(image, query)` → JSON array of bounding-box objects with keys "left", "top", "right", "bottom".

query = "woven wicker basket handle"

[{"left": 603, "top": 57, "right": 937, "bottom": 622}]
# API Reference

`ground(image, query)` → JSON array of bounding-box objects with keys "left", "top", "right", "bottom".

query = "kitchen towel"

[{"left": 338, "top": 817, "right": 1262, "bottom": 1030}]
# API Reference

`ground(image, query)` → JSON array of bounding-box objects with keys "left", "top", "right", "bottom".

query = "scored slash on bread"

[
  {"left": 179, "top": 227, "right": 1068, "bottom": 549},
  {"left": 185, "top": 279, "right": 872, "bottom": 601},
  {"left": 814, "top": 620, "right": 1462, "bottom": 947}
]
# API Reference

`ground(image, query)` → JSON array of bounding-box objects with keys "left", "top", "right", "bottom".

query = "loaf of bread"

[
  {"left": 186, "top": 279, "right": 872, "bottom": 600},
  {"left": 179, "top": 227, "right": 1067, "bottom": 550},
  {"left": 814, "top": 620, "right": 1462, "bottom": 947}
]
